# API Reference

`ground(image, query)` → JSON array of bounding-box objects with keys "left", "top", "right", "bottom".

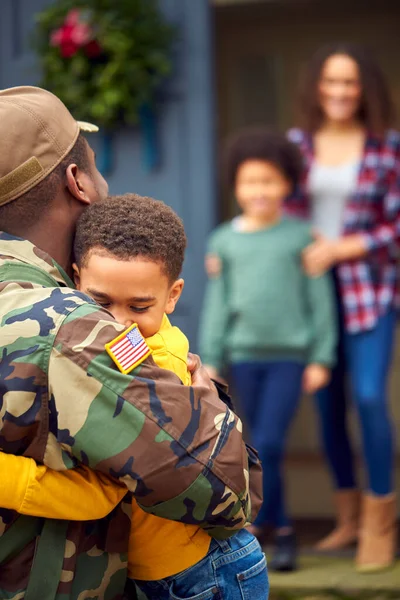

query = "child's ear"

[
  {"left": 165, "top": 279, "right": 184, "bottom": 315},
  {"left": 72, "top": 263, "right": 81, "bottom": 289}
]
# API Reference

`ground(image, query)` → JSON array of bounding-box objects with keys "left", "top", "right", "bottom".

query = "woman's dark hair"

[
  {"left": 224, "top": 128, "right": 303, "bottom": 189},
  {"left": 297, "top": 43, "right": 395, "bottom": 136}
]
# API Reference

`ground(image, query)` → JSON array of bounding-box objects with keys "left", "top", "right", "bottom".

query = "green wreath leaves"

[{"left": 34, "top": 0, "right": 175, "bottom": 128}]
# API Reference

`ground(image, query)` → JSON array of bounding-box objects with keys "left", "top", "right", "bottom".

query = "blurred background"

[{"left": 1, "top": 0, "right": 399, "bottom": 595}]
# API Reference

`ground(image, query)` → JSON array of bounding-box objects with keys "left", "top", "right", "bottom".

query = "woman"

[{"left": 286, "top": 43, "right": 399, "bottom": 572}]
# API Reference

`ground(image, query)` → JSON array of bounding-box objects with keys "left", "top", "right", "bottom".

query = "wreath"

[{"left": 34, "top": 0, "right": 175, "bottom": 129}]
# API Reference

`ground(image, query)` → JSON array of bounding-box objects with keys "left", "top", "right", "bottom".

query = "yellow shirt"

[{"left": 0, "top": 315, "right": 211, "bottom": 581}]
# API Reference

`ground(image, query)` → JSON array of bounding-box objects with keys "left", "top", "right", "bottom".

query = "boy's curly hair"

[
  {"left": 224, "top": 128, "right": 303, "bottom": 189},
  {"left": 74, "top": 193, "right": 187, "bottom": 282}
]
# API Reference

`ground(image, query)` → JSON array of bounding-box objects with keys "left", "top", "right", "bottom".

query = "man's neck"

[{"left": 21, "top": 226, "right": 74, "bottom": 277}]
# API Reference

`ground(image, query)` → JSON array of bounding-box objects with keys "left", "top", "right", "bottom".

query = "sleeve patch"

[{"left": 105, "top": 323, "right": 152, "bottom": 374}]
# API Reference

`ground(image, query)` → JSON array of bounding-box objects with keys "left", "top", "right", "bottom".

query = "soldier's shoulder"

[
  {"left": 52, "top": 295, "right": 125, "bottom": 373},
  {"left": 0, "top": 284, "right": 97, "bottom": 342},
  {"left": 0, "top": 287, "right": 105, "bottom": 393},
  {"left": 12, "top": 286, "right": 97, "bottom": 329},
  {"left": 51, "top": 287, "right": 97, "bottom": 313}
]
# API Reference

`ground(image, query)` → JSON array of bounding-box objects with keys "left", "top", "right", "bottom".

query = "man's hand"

[
  {"left": 187, "top": 353, "right": 217, "bottom": 392},
  {"left": 203, "top": 365, "right": 219, "bottom": 380},
  {"left": 302, "top": 233, "right": 339, "bottom": 277},
  {"left": 302, "top": 363, "right": 330, "bottom": 395}
]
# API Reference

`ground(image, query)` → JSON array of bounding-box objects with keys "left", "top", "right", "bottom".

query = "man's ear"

[
  {"left": 165, "top": 279, "right": 184, "bottom": 315},
  {"left": 72, "top": 263, "right": 81, "bottom": 289},
  {"left": 65, "top": 164, "right": 92, "bottom": 205}
]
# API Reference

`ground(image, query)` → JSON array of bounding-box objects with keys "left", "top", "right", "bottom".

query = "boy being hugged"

[
  {"left": 0, "top": 194, "right": 267, "bottom": 600},
  {"left": 200, "top": 129, "right": 337, "bottom": 572}
]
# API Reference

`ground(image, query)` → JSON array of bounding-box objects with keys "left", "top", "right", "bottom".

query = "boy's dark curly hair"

[
  {"left": 74, "top": 193, "right": 187, "bottom": 282},
  {"left": 224, "top": 128, "right": 303, "bottom": 189}
]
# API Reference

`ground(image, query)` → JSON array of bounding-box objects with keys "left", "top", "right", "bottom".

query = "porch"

[{"left": 267, "top": 519, "right": 400, "bottom": 599}]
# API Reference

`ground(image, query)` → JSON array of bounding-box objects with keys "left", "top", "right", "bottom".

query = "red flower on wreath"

[{"left": 50, "top": 9, "right": 101, "bottom": 59}]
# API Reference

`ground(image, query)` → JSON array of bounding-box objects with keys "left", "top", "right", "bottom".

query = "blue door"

[{"left": 0, "top": 0, "right": 216, "bottom": 348}]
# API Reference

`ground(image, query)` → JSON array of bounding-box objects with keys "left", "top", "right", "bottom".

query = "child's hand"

[
  {"left": 205, "top": 253, "right": 222, "bottom": 278},
  {"left": 302, "top": 364, "right": 330, "bottom": 395}
]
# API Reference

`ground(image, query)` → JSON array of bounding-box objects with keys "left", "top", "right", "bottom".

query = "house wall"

[
  {"left": 215, "top": 0, "right": 400, "bottom": 516},
  {"left": 0, "top": 0, "right": 216, "bottom": 349}
]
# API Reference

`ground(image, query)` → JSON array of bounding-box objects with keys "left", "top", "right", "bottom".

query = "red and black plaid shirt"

[{"left": 286, "top": 128, "right": 400, "bottom": 333}]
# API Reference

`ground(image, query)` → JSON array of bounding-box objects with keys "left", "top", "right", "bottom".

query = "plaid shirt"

[{"left": 286, "top": 128, "right": 400, "bottom": 333}]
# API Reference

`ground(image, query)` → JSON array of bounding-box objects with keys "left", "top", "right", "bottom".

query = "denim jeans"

[
  {"left": 315, "top": 267, "right": 396, "bottom": 496},
  {"left": 231, "top": 361, "right": 304, "bottom": 528},
  {"left": 134, "top": 529, "right": 269, "bottom": 600}
]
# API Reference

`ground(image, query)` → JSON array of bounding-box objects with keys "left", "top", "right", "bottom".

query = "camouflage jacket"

[{"left": 0, "top": 233, "right": 262, "bottom": 599}]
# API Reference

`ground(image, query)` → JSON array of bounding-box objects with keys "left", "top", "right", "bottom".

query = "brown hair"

[
  {"left": 297, "top": 43, "right": 395, "bottom": 136},
  {"left": 74, "top": 194, "right": 187, "bottom": 282},
  {"left": 224, "top": 128, "right": 303, "bottom": 189}
]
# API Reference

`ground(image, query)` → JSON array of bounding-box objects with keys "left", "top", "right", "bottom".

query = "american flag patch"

[{"left": 105, "top": 324, "right": 152, "bottom": 374}]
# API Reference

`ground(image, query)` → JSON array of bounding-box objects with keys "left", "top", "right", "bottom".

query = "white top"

[{"left": 308, "top": 160, "right": 360, "bottom": 240}]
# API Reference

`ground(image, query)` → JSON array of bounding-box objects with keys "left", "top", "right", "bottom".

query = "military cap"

[{"left": 0, "top": 86, "right": 98, "bottom": 207}]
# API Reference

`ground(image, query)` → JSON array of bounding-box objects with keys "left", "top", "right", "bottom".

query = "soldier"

[{"left": 0, "top": 87, "right": 262, "bottom": 599}]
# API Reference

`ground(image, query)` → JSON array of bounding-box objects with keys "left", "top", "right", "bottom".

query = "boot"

[
  {"left": 269, "top": 532, "right": 297, "bottom": 572},
  {"left": 356, "top": 492, "right": 397, "bottom": 573},
  {"left": 315, "top": 489, "right": 360, "bottom": 551}
]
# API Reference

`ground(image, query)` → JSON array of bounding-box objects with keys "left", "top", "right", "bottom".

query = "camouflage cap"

[{"left": 0, "top": 86, "right": 99, "bottom": 207}]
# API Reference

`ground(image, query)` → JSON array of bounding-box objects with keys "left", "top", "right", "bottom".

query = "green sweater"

[{"left": 199, "top": 218, "right": 337, "bottom": 371}]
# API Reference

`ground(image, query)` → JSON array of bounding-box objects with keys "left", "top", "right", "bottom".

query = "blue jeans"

[
  {"left": 231, "top": 361, "right": 304, "bottom": 528},
  {"left": 315, "top": 302, "right": 396, "bottom": 496},
  {"left": 135, "top": 529, "right": 268, "bottom": 600}
]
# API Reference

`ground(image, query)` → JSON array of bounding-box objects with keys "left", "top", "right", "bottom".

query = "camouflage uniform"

[{"left": 0, "top": 233, "right": 262, "bottom": 599}]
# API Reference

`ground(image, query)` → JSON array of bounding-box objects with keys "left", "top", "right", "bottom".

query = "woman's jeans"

[
  {"left": 231, "top": 361, "right": 304, "bottom": 529},
  {"left": 315, "top": 305, "right": 396, "bottom": 496},
  {"left": 135, "top": 529, "right": 268, "bottom": 600}
]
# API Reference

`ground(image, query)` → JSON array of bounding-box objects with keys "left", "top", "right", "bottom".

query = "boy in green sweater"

[{"left": 199, "top": 129, "right": 336, "bottom": 572}]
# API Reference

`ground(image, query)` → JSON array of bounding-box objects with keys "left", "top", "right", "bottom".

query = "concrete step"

[{"left": 267, "top": 552, "right": 400, "bottom": 599}]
